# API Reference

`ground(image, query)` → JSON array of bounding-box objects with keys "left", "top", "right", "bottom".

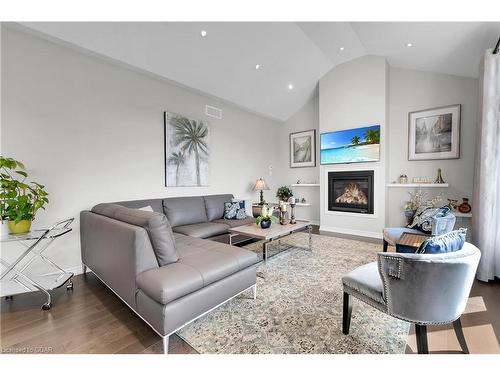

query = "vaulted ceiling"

[{"left": 15, "top": 22, "right": 500, "bottom": 121}]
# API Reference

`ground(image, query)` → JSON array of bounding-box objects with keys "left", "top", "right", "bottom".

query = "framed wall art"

[
  {"left": 290, "top": 129, "right": 316, "bottom": 168},
  {"left": 408, "top": 104, "right": 461, "bottom": 160}
]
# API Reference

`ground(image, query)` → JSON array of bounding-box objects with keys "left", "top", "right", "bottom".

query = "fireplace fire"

[{"left": 328, "top": 171, "right": 374, "bottom": 214}]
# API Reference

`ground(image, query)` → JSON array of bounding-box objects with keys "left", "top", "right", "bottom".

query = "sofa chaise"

[{"left": 80, "top": 194, "right": 259, "bottom": 353}]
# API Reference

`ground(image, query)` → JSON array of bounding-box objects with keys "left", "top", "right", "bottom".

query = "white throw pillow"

[{"left": 138, "top": 205, "right": 154, "bottom": 212}]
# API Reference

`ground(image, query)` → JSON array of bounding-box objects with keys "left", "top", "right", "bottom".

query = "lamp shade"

[{"left": 253, "top": 178, "right": 269, "bottom": 191}]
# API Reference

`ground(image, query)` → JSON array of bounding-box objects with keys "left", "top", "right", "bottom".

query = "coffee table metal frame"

[
  {"left": 0, "top": 218, "right": 75, "bottom": 310},
  {"left": 228, "top": 220, "right": 313, "bottom": 261}
]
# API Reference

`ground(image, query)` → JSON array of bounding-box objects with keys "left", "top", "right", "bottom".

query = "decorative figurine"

[
  {"left": 399, "top": 174, "right": 408, "bottom": 184},
  {"left": 301, "top": 198, "right": 306, "bottom": 203},
  {"left": 289, "top": 197, "right": 296, "bottom": 224},
  {"left": 435, "top": 168, "right": 446, "bottom": 184}
]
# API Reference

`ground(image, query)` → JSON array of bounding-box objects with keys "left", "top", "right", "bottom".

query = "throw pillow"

[
  {"left": 417, "top": 228, "right": 467, "bottom": 254},
  {"left": 224, "top": 200, "right": 246, "bottom": 220},
  {"left": 408, "top": 206, "right": 450, "bottom": 234},
  {"left": 138, "top": 205, "right": 154, "bottom": 212}
]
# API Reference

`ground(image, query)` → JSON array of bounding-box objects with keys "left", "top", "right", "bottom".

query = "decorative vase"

[
  {"left": 260, "top": 219, "right": 271, "bottom": 229},
  {"left": 404, "top": 209, "right": 415, "bottom": 225},
  {"left": 399, "top": 175, "right": 408, "bottom": 184},
  {"left": 458, "top": 198, "right": 471, "bottom": 214},
  {"left": 8, "top": 220, "right": 32, "bottom": 234}
]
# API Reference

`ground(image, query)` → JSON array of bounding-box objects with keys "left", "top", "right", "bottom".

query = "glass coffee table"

[{"left": 228, "top": 220, "right": 312, "bottom": 261}]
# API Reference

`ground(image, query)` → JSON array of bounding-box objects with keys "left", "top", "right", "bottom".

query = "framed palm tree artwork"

[{"left": 164, "top": 111, "right": 210, "bottom": 187}]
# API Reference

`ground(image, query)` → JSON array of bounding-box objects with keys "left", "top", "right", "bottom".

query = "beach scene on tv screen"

[{"left": 320, "top": 125, "right": 380, "bottom": 164}]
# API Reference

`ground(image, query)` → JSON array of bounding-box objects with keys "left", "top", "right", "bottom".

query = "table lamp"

[{"left": 253, "top": 178, "right": 270, "bottom": 205}]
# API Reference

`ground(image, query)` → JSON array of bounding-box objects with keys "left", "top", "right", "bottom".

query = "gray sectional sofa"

[{"left": 80, "top": 194, "right": 259, "bottom": 353}]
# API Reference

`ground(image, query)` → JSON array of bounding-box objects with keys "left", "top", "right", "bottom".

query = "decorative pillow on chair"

[
  {"left": 224, "top": 200, "right": 246, "bottom": 220},
  {"left": 408, "top": 206, "right": 450, "bottom": 234},
  {"left": 417, "top": 228, "right": 467, "bottom": 254}
]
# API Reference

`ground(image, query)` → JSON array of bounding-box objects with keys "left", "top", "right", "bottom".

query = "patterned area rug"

[{"left": 176, "top": 233, "right": 410, "bottom": 354}]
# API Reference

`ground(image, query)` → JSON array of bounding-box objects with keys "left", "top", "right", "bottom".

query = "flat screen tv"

[{"left": 320, "top": 125, "right": 380, "bottom": 164}]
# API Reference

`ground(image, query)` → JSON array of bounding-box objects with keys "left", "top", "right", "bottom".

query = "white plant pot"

[{"left": 1, "top": 221, "right": 10, "bottom": 236}]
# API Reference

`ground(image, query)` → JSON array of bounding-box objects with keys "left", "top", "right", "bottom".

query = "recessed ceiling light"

[
  {"left": 288, "top": 84, "right": 294, "bottom": 90},
  {"left": 339, "top": 46, "right": 345, "bottom": 51},
  {"left": 255, "top": 64, "right": 261, "bottom": 70},
  {"left": 406, "top": 42, "right": 413, "bottom": 47},
  {"left": 200, "top": 30, "right": 207, "bottom": 37}
]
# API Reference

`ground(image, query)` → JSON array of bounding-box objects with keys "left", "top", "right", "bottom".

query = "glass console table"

[{"left": 0, "top": 218, "right": 74, "bottom": 310}]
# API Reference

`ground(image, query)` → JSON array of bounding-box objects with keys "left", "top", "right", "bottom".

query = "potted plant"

[
  {"left": 0, "top": 156, "right": 49, "bottom": 234},
  {"left": 276, "top": 186, "right": 293, "bottom": 202},
  {"left": 255, "top": 204, "right": 278, "bottom": 229}
]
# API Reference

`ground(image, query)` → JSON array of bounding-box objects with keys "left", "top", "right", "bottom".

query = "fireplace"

[{"left": 328, "top": 170, "right": 374, "bottom": 214}]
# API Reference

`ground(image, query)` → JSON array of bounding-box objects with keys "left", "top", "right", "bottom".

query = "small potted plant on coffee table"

[{"left": 255, "top": 204, "right": 278, "bottom": 229}]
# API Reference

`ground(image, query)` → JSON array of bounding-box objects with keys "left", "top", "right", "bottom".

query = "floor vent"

[{"left": 205, "top": 105, "right": 222, "bottom": 119}]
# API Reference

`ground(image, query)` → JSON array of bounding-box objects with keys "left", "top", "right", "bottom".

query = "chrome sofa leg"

[
  {"left": 251, "top": 284, "right": 257, "bottom": 300},
  {"left": 162, "top": 335, "right": 170, "bottom": 354}
]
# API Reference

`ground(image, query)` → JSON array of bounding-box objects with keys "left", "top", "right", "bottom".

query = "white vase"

[{"left": 1, "top": 221, "right": 10, "bottom": 236}]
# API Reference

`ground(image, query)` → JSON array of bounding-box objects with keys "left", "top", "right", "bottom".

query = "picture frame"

[
  {"left": 164, "top": 111, "right": 210, "bottom": 187},
  {"left": 408, "top": 104, "right": 461, "bottom": 161},
  {"left": 290, "top": 129, "right": 316, "bottom": 168}
]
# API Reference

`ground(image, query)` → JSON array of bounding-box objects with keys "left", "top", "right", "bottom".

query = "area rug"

[{"left": 176, "top": 233, "right": 410, "bottom": 354}]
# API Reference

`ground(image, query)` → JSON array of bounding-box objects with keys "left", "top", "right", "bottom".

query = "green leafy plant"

[
  {"left": 351, "top": 136, "right": 361, "bottom": 145},
  {"left": 0, "top": 156, "right": 49, "bottom": 224},
  {"left": 276, "top": 186, "right": 293, "bottom": 201},
  {"left": 255, "top": 205, "right": 278, "bottom": 226}
]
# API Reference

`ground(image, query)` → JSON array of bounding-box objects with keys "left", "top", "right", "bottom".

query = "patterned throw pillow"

[
  {"left": 417, "top": 228, "right": 467, "bottom": 254},
  {"left": 224, "top": 200, "right": 246, "bottom": 220},
  {"left": 408, "top": 206, "right": 450, "bottom": 234}
]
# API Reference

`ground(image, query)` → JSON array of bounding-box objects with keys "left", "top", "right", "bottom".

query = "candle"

[{"left": 290, "top": 197, "right": 296, "bottom": 204}]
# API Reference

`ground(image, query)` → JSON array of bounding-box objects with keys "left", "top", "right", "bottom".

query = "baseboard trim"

[{"left": 319, "top": 225, "right": 383, "bottom": 240}]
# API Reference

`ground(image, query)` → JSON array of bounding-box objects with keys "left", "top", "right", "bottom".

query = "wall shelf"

[
  {"left": 453, "top": 212, "right": 472, "bottom": 218},
  {"left": 291, "top": 183, "right": 320, "bottom": 187},
  {"left": 386, "top": 183, "right": 449, "bottom": 188}
]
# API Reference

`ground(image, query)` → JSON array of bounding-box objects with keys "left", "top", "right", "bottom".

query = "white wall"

[
  {"left": 387, "top": 67, "right": 478, "bottom": 228},
  {"left": 319, "top": 56, "right": 388, "bottom": 238},
  {"left": 276, "top": 95, "right": 320, "bottom": 224},
  {"left": 0, "top": 26, "right": 282, "bottom": 274}
]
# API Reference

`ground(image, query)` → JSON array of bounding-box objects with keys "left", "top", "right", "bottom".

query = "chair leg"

[
  {"left": 452, "top": 318, "right": 469, "bottom": 354},
  {"left": 383, "top": 239, "right": 388, "bottom": 252},
  {"left": 342, "top": 292, "right": 352, "bottom": 335},
  {"left": 415, "top": 324, "right": 429, "bottom": 354}
]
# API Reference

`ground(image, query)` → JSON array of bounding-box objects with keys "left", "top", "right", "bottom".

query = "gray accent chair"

[
  {"left": 80, "top": 196, "right": 259, "bottom": 354},
  {"left": 383, "top": 213, "right": 456, "bottom": 252},
  {"left": 342, "top": 243, "right": 481, "bottom": 354}
]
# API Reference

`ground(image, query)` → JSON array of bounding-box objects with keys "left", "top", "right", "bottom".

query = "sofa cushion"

[
  {"left": 417, "top": 228, "right": 467, "bottom": 254},
  {"left": 91, "top": 203, "right": 178, "bottom": 266},
  {"left": 173, "top": 222, "right": 230, "bottom": 238},
  {"left": 204, "top": 194, "right": 234, "bottom": 221},
  {"left": 342, "top": 262, "right": 385, "bottom": 305},
  {"left": 212, "top": 216, "right": 255, "bottom": 228},
  {"left": 136, "top": 239, "right": 259, "bottom": 304},
  {"left": 162, "top": 196, "right": 208, "bottom": 227}
]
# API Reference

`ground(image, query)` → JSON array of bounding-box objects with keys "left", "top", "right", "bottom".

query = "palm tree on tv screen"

[
  {"left": 351, "top": 136, "right": 361, "bottom": 145},
  {"left": 364, "top": 128, "right": 380, "bottom": 144},
  {"left": 172, "top": 116, "right": 209, "bottom": 186}
]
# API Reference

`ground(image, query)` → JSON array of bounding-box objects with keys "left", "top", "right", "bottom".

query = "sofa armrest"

[{"left": 80, "top": 211, "right": 159, "bottom": 308}]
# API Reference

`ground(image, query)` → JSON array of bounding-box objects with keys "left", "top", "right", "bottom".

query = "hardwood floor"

[{"left": 1, "top": 231, "right": 499, "bottom": 354}]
